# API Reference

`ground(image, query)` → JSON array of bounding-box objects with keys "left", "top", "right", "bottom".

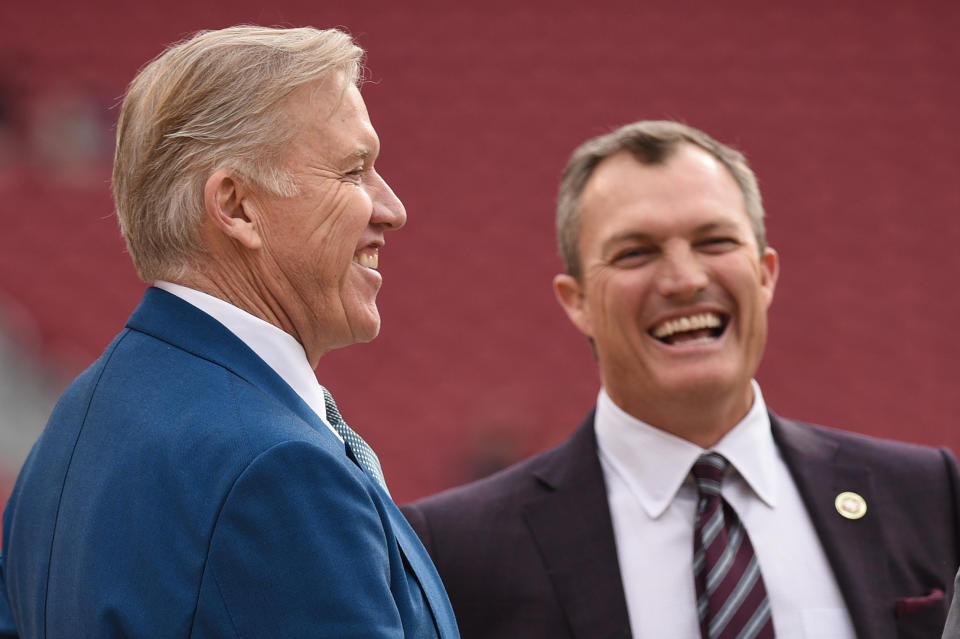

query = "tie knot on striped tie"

[{"left": 693, "top": 453, "right": 728, "bottom": 497}]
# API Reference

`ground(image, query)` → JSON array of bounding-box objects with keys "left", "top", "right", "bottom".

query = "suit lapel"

[
  {"left": 773, "top": 414, "right": 895, "bottom": 639},
  {"left": 523, "top": 414, "right": 632, "bottom": 639},
  {"left": 390, "top": 509, "right": 459, "bottom": 639}
]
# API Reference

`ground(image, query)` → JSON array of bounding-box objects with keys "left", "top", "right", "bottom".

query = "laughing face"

[
  {"left": 554, "top": 144, "right": 778, "bottom": 437},
  {"left": 250, "top": 75, "right": 406, "bottom": 364}
]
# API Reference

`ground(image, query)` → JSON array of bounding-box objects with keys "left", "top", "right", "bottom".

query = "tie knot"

[
  {"left": 692, "top": 453, "right": 728, "bottom": 496},
  {"left": 321, "top": 386, "right": 344, "bottom": 427}
]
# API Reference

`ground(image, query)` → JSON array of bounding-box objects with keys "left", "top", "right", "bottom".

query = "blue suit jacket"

[{"left": 0, "top": 287, "right": 459, "bottom": 639}]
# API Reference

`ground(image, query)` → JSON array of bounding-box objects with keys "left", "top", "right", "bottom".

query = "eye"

[
  {"left": 612, "top": 245, "right": 657, "bottom": 266},
  {"left": 343, "top": 166, "right": 366, "bottom": 182},
  {"left": 696, "top": 237, "right": 739, "bottom": 253}
]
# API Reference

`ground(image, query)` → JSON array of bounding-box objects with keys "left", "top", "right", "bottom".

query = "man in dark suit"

[
  {"left": 0, "top": 26, "right": 459, "bottom": 639},
  {"left": 403, "top": 121, "right": 960, "bottom": 639}
]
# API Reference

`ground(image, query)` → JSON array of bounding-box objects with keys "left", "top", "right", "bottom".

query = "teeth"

[
  {"left": 652, "top": 313, "right": 721, "bottom": 339},
  {"left": 353, "top": 250, "right": 378, "bottom": 270}
]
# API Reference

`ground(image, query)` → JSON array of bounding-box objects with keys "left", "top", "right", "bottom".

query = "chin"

[
  {"left": 652, "top": 360, "right": 735, "bottom": 388},
  {"left": 354, "top": 326, "right": 381, "bottom": 344},
  {"left": 347, "top": 308, "right": 382, "bottom": 344},
  {"left": 667, "top": 372, "right": 749, "bottom": 401}
]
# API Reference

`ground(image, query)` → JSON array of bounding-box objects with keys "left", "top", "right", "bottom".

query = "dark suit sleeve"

[
  {"left": 942, "top": 569, "right": 960, "bottom": 638},
  {"left": 401, "top": 503, "right": 433, "bottom": 554},
  {"left": 937, "top": 448, "right": 960, "bottom": 639},
  {"left": 0, "top": 552, "right": 18, "bottom": 638},
  {"left": 941, "top": 447, "right": 960, "bottom": 559},
  {"left": 195, "top": 440, "right": 406, "bottom": 639}
]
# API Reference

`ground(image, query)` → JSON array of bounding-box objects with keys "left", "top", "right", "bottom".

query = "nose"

[
  {"left": 655, "top": 244, "right": 709, "bottom": 299},
  {"left": 369, "top": 170, "right": 407, "bottom": 231}
]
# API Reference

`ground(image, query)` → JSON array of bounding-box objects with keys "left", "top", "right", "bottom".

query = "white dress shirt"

[
  {"left": 154, "top": 281, "right": 341, "bottom": 441},
  {"left": 596, "top": 381, "right": 856, "bottom": 639}
]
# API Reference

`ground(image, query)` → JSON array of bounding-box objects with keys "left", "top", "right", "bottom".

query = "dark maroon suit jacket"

[{"left": 403, "top": 412, "right": 960, "bottom": 639}]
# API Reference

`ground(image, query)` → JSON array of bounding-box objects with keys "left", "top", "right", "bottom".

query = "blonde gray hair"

[
  {"left": 556, "top": 121, "right": 766, "bottom": 281},
  {"left": 112, "top": 25, "right": 364, "bottom": 281}
]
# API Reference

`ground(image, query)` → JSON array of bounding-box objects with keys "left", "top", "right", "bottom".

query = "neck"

[
  {"left": 171, "top": 262, "right": 320, "bottom": 365},
  {"left": 606, "top": 384, "right": 755, "bottom": 448}
]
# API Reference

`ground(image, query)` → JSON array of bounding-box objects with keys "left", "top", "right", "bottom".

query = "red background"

[{"left": 0, "top": 0, "right": 958, "bottom": 507}]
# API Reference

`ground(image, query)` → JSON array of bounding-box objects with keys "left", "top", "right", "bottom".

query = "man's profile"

[{"left": 0, "top": 25, "right": 458, "bottom": 639}]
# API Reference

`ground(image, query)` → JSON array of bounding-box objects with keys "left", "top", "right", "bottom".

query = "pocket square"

[{"left": 896, "top": 588, "right": 945, "bottom": 618}]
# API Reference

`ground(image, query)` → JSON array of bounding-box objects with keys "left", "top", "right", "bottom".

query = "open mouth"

[
  {"left": 650, "top": 312, "right": 727, "bottom": 346},
  {"left": 353, "top": 246, "right": 379, "bottom": 270}
]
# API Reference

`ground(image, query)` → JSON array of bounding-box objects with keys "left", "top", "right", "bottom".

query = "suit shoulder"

[
  {"left": 405, "top": 422, "right": 591, "bottom": 521},
  {"left": 102, "top": 329, "right": 315, "bottom": 438},
  {"left": 775, "top": 415, "right": 958, "bottom": 472},
  {"left": 406, "top": 453, "right": 543, "bottom": 519},
  {"left": 40, "top": 325, "right": 342, "bottom": 494}
]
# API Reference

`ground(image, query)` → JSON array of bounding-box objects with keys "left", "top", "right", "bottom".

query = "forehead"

[
  {"left": 283, "top": 76, "right": 379, "bottom": 163},
  {"left": 579, "top": 145, "right": 749, "bottom": 239}
]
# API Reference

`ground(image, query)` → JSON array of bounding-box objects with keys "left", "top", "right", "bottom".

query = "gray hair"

[
  {"left": 112, "top": 25, "right": 364, "bottom": 281},
  {"left": 556, "top": 120, "right": 766, "bottom": 281}
]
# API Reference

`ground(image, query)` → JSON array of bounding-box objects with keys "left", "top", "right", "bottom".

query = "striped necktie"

[
  {"left": 692, "top": 453, "right": 774, "bottom": 639},
  {"left": 321, "top": 386, "right": 389, "bottom": 495}
]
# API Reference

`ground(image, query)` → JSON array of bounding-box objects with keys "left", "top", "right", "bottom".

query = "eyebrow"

[
  {"left": 695, "top": 221, "right": 741, "bottom": 234},
  {"left": 603, "top": 231, "right": 656, "bottom": 248},
  {"left": 344, "top": 148, "right": 372, "bottom": 164},
  {"left": 602, "top": 221, "right": 742, "bottom": 248}
]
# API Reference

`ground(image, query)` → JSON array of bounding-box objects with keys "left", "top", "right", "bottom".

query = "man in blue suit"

[{"left": 0, "top": 25, "right": 459, "bottom": 639}]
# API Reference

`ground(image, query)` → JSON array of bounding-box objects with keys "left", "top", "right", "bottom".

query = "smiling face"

[
  {"left": 554, "top": 144, "right": 778, "bottom": 441},
  {"left": 249, "top": 76, "right": 406, "bottom": 364}
]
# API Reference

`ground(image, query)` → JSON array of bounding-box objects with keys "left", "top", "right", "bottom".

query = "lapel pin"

[{"left": 835, "top": 491, "right": 867, "bottom": 520}]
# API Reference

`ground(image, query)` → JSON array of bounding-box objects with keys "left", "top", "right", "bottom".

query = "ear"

[
  {"left": 203, "top": 169, "right": 262, "bottom": 250},
  {"left": 553, "top": 273, "right": 594, "bottom": 338},
  {"left": 759, "top": 247, "right": 779, "bottom": 307}
]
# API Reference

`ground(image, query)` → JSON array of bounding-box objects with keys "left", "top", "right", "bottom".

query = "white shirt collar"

[
  {"left": 595, "top": 380, "right": 778, "bottom": 519},
  {"left": 154, "top": 281, "right": 339, "bottom": 439}
]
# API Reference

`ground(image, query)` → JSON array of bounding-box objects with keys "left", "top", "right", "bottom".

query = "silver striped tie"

[{"left": 321, "top": 386, "right": 389, "bottom": 495}]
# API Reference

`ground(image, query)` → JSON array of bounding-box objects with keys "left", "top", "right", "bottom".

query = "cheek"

[
  {"left": 322, "top": 204, "right": 367, "bottom": 254},
  {"left": 339, "top": 184, "right": 373, "bottom": 219},
  {"left": 592, "top": 278, "right": 639, "bottom": 335}
]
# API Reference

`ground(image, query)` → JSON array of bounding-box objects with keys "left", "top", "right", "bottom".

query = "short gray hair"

[
  {"left": 556, "top": 121, "right": 766, "bottom": 281},
  {"left": 112, "top": 25, "right": 364, "bottom": 281}
]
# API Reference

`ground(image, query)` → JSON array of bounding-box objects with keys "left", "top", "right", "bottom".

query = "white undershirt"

[
  {"left": 596, "top": 382, "right": 856, "bottom": 639},
  {"left": 154, "top": 281, "right": 341, "bottom": 441}
]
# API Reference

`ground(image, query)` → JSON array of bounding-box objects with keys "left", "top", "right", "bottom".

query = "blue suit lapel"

[{"left": 389, "top": 508, "right": 460, "bottom": 638}]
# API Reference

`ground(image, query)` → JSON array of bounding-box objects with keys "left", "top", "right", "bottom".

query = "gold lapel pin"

[{"left": 835, "top": 491, "right": 867, "bottom": 520}]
